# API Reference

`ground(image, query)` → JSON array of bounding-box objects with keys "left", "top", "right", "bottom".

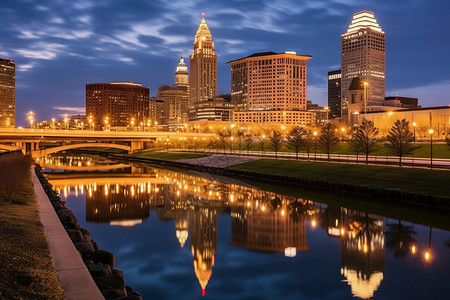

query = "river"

[{"left": 39, "top": 154, "right": 450, "bottom": 300}]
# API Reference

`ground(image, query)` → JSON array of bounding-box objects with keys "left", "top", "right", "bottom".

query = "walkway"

[
  {"left": 177, "top": 154, "right": 258, "bottom": 168},
  {"left": 33, "top": 169, "right": 104, "bottom": 300}
]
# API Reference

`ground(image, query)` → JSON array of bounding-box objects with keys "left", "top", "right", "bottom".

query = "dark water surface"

[{"left": 43, "top": 155, "right": 450, "bottom": 300}]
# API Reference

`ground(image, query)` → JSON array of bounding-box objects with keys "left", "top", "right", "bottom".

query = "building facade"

[
  {"left": 328, "top": 69, "right": 341, "bottom": 119},
  {"left": 192, "top": 94, "right": 235, "bottom": 122},
  {"left": 227, "top": 51, "right": 313, "bottom": 124},
  {"left": 86, "top": 81, "right": 149, "bottom": 128},
  {"left": 341, "top": 11, "right": 385, "bottom": 114},
  {"left": 157, "top": 85, "right": 189, "bottom": 127},
  {"left": 0, "top": 58, "right": 15, "bottom": 127},
  {"left": 189, "top": 15, "right": 217, "bottom": 120}
]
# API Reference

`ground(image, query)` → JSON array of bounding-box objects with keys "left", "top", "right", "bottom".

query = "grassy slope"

[
  {"left": 132, "top": 151, "right": 208, "bottom": 161},
  {"left": 0, "top": 176, "right": 64, "bottom": 299},
  {"left": 228, "top": 159, "right": 450, "bottom": 199}
]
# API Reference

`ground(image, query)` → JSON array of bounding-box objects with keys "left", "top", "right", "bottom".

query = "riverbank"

[
  {"left": 108, "top": 151, "right": 450, "bottom": 208},
  {"left": 0, "top": 154, "right": 64, "bottom": 299}
]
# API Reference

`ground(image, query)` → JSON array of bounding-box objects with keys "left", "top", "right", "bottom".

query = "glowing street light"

[
  {"left": 341, "top": 127, "right": 346, "bottom": 142},
  {"left": 104, "top": 116, "right": 109, "bottom": 131},
  {"left": 194, "top": 136, "right": 197, "bottom": 152},
  {"left": 130, "top": 117, "right": 135, "bottom": 130},
  {"left": 64, "top": 114, "right": 68, "bottom": 130},
  {"left": 313, "top": 131, "right": 318, "bottom": 160},
  {"left": 412, "top": 122, "right": 417, "bottom": 143},
  {"left": 363, "top": 81, "right": 368, "bottom": 116},
  {"left": 230, "top": 136, "right": 234, "bottom": 153},
  {"left": 429, "top": 128, "right": 434, "bottom": 168},
  {"left": 88, "top": 115, "right": 93, "bottom": 130},
  {"left": 51, "top": 118, "right": 55, "bottom": 129},
  {"left": 27, "top": 111, "right": 34, "bottom": 128}
]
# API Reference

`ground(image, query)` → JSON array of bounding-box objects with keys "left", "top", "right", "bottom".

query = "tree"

[
  {"left": 385, "top": 119, "right": 418, "bottom": 167},
  {"left": 287, "top": 126, "right": 305, "bottom": 159},
  {"left": 256, "top": 134, "right": 266, "bottom": 155},
  {"left": 303, "top": 130, "right": 314, "bottom": 160},
  {"left": 268, "top": 130, "right": 283, "bottom": 158},
  {"left": 236, "top": 130, "right": 244, "bottom": 156},
  {"left": 349, "top": 120, "right": 379, "bottom": 164},
  {"left": 318, "top": 123, "right": 340, "bottom": 160},
  {"left": 243, "top": 134, "right": 253, "bottom": 154},
  {"left": 385, "top": 220, "right": 417, "bottom": 258},
  {"left": 217, "top": 130, "right": 230, "bottom": 154}
]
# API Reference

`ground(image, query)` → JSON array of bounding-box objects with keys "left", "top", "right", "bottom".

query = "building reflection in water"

[
  {"left": 321, "top": 205, "right": 385, "bottom": 299},
  {"left": 49, "top": 161, "right": 388, "bottom": 298}
]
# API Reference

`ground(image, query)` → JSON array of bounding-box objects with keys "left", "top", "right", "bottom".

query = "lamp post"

[
  {"left": 27, "top": 111, "right": 34, "bottom": 129},
  {"left": 324, "top": 106, "right": 329, "bottom": 123},
  {"left": 88, "top": 116, "right": 93, "bottom": 131},
  {"left": 104, "top": 117, "right": 109, "bottom": 131},
  {"left": 261, "top": 135, "right": 266, "bottom": 156},
  {"left": 429, "top": 128, "right": 434, "bottom": 169},
  {"left": 64, "top": 114, "right": 68, "bottom": 130},
  {"left": 363, "top": 81, "right": 368, "bottom": 117},
  {"left": 194, "top": 137, "right": 197, "bottom": 152},
  {"left": 341, "top": 127, "right": 345, "bottom": 142},
  {"left": 52, "top": 118, "right": 55, "bottom": 130},
  {"left": 230, "top": 136, "right": 234, "bottom": 153},
  {"left": 130, "top": 117, "right": 135, "bottom": 131},
  {"left": 412, "top": 122, "right": 417, "bottom": 143},
  {"left": 313, "top": 131, "right": 318, "bottom": 160}
]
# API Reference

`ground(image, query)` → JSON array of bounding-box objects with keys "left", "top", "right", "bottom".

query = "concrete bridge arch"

[{"left": 33, "top": 142, "right": 131, "bottom": 158}]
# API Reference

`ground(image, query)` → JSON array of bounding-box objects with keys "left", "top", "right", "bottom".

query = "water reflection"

[{"left": 46, "top": 157, "right": 450, "bottom": 299}]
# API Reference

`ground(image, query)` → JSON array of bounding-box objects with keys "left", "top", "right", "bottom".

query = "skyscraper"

[
  {"left": 228, "top": 52, "right": 315, "bottom": 125},
  {"left": 328, "top": 70, "right": 341, "bottom": 119},
  {"left": 0, "top": 58, "right": 15, "bottom": 127},
  {"left": 341, "top": 10, "right": 385, "bottom": 115},
  {"left": 86, "top": 81, "right": 149, "bottom": 129},
  {"left": 189, "top": 14, "right": 217, "bottom": 121},
  {"left": 157, "top": 57, "right": 190, "bottom": 128}
]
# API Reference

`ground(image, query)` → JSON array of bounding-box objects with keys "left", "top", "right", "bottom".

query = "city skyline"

[{"left": 1, "top": 0, "right": 449, "bottom": 125}]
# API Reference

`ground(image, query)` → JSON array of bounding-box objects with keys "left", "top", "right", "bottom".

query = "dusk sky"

[{"left": 1, "top": 0, "right": 449, "bottom": 126}]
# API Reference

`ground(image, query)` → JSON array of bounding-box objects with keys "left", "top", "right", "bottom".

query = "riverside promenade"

[{"left": 32, "top": 169, "right": 104, "bottom": 300}]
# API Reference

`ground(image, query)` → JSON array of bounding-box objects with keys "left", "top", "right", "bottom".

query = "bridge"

[{"left": 0, "top": 128, "right": 213, "bottom": 158}]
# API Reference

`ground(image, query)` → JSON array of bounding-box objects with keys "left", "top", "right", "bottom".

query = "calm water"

[{"left": 42, "top": 155, "right": 450, "bottom": 300}]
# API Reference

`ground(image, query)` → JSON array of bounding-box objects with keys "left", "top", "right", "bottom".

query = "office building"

[
  {"left": 227, "top": 51, "right": 314, "bottom": 125},
  {"left": 328, "top": 70, "right": 341, "bottom": 118},
  {"left": 156, "top": 57, "right": 190, "bottom": 129},
  {"left": 86, "top": 81, "right": 149, "bottom": 128},
  {"left": 0, "top": 58, "right": 15, "bottom": 127},
  {"left": 191, "top": 94, "right": 235, "bottom": 122},
  {"left": 341, "top": 10, "right": 385, "bottom": 115},
  {"left": 189, "top": 15, "right": 217, "bottom": 120}
]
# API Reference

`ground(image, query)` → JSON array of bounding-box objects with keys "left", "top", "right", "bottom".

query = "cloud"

[
  {"left": 17, "top": 63, "right": 36, "bottom": 72},
  {"left": 53, "top": 106, "right": 86, "bottom": 114},
  {"left": 308, "top": 84, "right": 327, "bottom": 105},
  {"left": 16, "top": 42, "right": 66, "bottom": 59},
  {"left": 387, "top": 80, "right": 450, "bottom": 107}
]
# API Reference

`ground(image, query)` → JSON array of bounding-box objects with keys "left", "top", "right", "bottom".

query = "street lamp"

[
  {"left": 324, "top": 106, "right": 329, "bottom": 123},
  {"left": 194, "top": 137, "right": 197, "bottom": 152},
  {"left": 64, "top": 114, "right": 68, "bottom": 130},
  {"left": 341, "top": 127, "right": 345, "bottom": 142},
  {"left": 429, "top": 128, "right": 434, "bottom": 169},
  {"left": 313, "top": 131, "right": 318, "bottom": 160},
  {"left": 27, "top": 111, "right": 34, "bottom": 129},
  {"left": 88, "top": 116, "right": 93, "bottom": 130},
  {"left": 363, "top": 81, "right": 368, "bottom": 117},
  {"left": 261, "top": 135, "right": 266, "bottom": 156},
  {"left": 130, "top": 117, "right": 135, "bottom": 131},
  {"left": 412, "top": 122, "right": 417, "bottom": 143},
  {"left": 230, "top": 136, "right": 234, "bottom": 153},
  {"left": 51, "top": 118, "right": 55, "bottom": 129},
  {"left": 104, "top": 116, "right": 109, "bottom": 131}
]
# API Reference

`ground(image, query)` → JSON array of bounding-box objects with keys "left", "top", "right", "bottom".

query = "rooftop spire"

[{"left": 346, "top": 10, "right": 383, "bottom": 33}]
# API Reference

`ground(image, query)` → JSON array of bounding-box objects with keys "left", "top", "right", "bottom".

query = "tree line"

[{"left": 210, "top": 119, "right": 434, "bottom": 167}]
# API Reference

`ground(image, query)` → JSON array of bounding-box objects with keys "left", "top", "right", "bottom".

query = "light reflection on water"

[{"left": 45, "top": 155, "right": 450, "bottom": 300}]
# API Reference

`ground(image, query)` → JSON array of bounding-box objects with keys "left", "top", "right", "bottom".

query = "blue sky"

[{"left": 1, "top": 0, "right": 449, "bottom": 126}]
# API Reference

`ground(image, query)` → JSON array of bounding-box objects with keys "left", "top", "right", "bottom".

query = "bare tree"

[
  {"left": 385, "top": 119, "right": 418, "bottom": 167},
  {"left": 256, "top": 134, "right": 267, "bottom": 156},
  {"left": 303, "top": 130, "right": 314, "bottom": 160},
  {"left": 217, "top": 130, "right": 230, "bottom": 154},
  {"left": 243, "top": 134, "right": 253, "bottom": 155},
  {"left": 268, "top": 130, "right": 283, "bottom": 158},
  {"left": 236, "top": 130, "right": 244, "bottom": 156},
  {"left": 318, "top": 123, "right": 340, "bottom": 160},
  {"left": 349, "top": 120, "right": 379, "bottom": 164},
  {"left": 287, "top": 126, "right": 305, "bottom": 159}
]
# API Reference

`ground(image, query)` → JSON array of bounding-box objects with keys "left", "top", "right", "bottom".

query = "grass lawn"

[
  {"left": 237, "top": 142, "right": 450, "bottom": 159},
  {"left": 228, "top": 159, "right": 450, "bottom": 199},
  {"left": 132, "top": 151, "right": 208, "bottom": 161},
  {"left": 0, "top": 170, "right": 64, "bottom": 299}
]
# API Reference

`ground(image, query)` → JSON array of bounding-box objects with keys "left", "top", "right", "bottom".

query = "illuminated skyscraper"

[
  {"left": 0, "top": 58, "right": 15, "bottom": 127},
  {"left": 228, "top": 52, "right": 315, "bottom": 124},
  {"left": 341, "top": 11, "right": 385, "bottom": 115},
  {"left": 189, "top": 14, "right": 217, "bottom": 121},
  {"left": 174, "top": 57, "right": 189, "bottom": 89},
  {"left": 328, "top": 70, "right": 341, "bottom": 119}
]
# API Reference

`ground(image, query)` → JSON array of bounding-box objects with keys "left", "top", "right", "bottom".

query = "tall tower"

[
  {"left": 0, "top": 58, "right": 15, "bottom": 127},
  {"left": 174, "top": 57, "right": 189, "bottom": 89},
  {"left": 189, "top": 13, "right": 217, "bottom": 120},
  {"left": 341, "top": 10, "right": 385, "bottom": 115}
]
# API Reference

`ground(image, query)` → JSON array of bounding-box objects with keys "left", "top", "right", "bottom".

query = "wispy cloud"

[
  {"left": 16, "top": 42, "right": 66, "bottom": 60},
  {"left": 53, "top": 106, "right": 86, "bottom": 114},
  {"left": 17, "top": 63, "right": 36, "bottom": 72}
]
